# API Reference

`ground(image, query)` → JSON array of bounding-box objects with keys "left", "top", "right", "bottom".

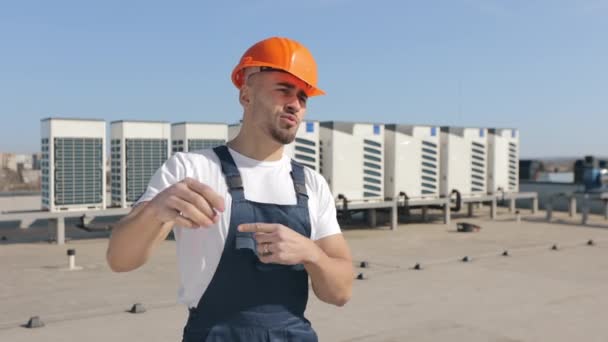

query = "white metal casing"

[
  {"left": 385, "top": 125, "right": 441, "bottom": 200},
  {"left": 110, "top": 121, "right": 171, "bottom": 208},
  {"left": 283, "top": 121, "right": 320, "bottom": 172},
  {"left": 227, "top": 123, "right": 241, "bottom": 141},
  {"left": 40, "top": 118, "right": 106, "bottom": 212},
  {"left": 440, "top": 127, "right": 488, "bottom": 197},
  {"left": 171, "top": 122, "right": 228, "bottom": 153},
  {"left": 319, "top": 121, "right": 385, "bottom": 202},
  {"left": 488, "top": 128, "right": 519, "bottom": 193}
]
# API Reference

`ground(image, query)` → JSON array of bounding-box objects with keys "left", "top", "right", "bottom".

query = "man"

[{"left": 106, "top": 36, "right": 353, "bottom": 341}]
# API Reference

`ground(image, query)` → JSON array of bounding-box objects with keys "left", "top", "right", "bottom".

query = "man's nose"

[{"left": 285, "top": 96, "right": 301, "bottom": 115}]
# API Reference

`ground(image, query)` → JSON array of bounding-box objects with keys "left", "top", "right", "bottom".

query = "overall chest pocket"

[{"left": 236, "top": 203, "right": 310, "bottom": 272}]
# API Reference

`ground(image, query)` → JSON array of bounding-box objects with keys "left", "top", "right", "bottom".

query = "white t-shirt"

[{"left": 134, "top": 147, "right": 342, "bottom": 308}]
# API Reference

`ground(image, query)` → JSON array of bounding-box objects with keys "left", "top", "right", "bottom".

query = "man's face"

[{"left": 245, "top": 71, "right": 309, "bottom": 145}]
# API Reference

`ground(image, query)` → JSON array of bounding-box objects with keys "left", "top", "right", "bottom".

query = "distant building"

[
  {"left": 574, "top": 156, "right": 608, "bottom": 184},
  {"left": 519, "top": 160, "right": 544, "bottom": 181},
  {"left": 40, "top": 118, "right": 106, "bottom": 211},
  {"left": 31, "top": 152, "right": 42, "bottom": 170},
  {"left": 0, "top": 153, "right": 17, "bottom": 171},
  {"left": 110, "top": 120, "right": 171, "bottom": 208},
  {"left": 15, "top": 154, "right": 33, "bottom": 170},
  {"left": 20, "top": 169, "right": 41, "bottom": 186},
  {"left": 536, "top": 172, "right": 574, "bottom": 183},
  {"left": 171, "top": 122, "right": 227, "bottom": 154}
]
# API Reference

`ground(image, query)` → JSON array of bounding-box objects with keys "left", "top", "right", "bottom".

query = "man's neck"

[{"left": 227, "top": 128, "right": 284, "bottom": 162}]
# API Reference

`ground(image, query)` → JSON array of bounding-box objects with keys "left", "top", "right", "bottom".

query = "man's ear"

[{"left": 239, "top": 86, "right": 250, "bottom": 107}]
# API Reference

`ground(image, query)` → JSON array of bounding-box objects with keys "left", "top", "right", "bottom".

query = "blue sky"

[{"left": 1, "top": 0, "right": 606, "bottom": 158}]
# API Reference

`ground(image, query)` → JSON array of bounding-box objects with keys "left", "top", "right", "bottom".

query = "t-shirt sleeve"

[
  {"left": 133, "top": 153, "right": 186, "bottom": 207},
  {"left": 311, "top": 173, "right": 342, "bottom": 241}
]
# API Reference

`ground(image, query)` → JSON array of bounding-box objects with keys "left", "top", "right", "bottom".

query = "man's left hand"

[{"left": 238, "top": 223, "right": 320, "bottom": 265}]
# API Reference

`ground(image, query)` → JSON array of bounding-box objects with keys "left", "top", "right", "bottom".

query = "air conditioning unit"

[
  {"left": 110, "top": 120, "right": 171, "bottom": 208},
  {"left": 283, "top": 121, "right": 320, "bottom": 171},
  {"left": 488, "top": 128, "right": 519, "bottom": 193},
  {"left": 385, "top": 125, "right": 441, "bottom": 200},
  {"left": 319, "top": 121, "right": 385, "bottom": 202},
  {"left": 440, "top": 127, "right": 488, "bottom": 197},
  {"left": 171, "top": 122, "right": 227, "bottom": 154},
  {"left": 40, "top": 117, "right": 106, "bottom": 212}
]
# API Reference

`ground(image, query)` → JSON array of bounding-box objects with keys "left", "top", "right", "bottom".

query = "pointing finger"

[{"left": 238, "top": 223, "right": 279, "bottom": 233}]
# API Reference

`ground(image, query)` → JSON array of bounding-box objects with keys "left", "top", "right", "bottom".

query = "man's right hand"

[{"left": 147, "top": 177, "right": 225, "bottom": 228}]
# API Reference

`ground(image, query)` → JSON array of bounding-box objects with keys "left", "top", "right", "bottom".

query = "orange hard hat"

[{"left": 231, "top": 37, "right": 325, "bottom": 97}]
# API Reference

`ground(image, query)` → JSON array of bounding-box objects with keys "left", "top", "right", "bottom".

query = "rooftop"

[{"left": 1, "top": 208, "right": 607, "bottom": 341}]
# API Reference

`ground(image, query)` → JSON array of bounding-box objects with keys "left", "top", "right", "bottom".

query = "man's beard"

[{"left": 269, "top": 125, "right": 297, "bottom": 145}]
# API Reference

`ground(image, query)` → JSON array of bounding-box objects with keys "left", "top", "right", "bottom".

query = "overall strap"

[
  {"left": 290, "top": 160, "right": 309, "bottom": 207},
  {"left": 213, "top": 145, "right": 244, "bottom": 201}
]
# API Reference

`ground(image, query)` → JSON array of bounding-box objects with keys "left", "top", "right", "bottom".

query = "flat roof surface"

[{"left": 1, "top": 208, "right": 608, "bottom": 341}]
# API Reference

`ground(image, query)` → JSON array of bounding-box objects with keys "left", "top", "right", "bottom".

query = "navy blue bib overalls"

[{"left": 182, "top": 145, "right": 318, "bottom": 342}]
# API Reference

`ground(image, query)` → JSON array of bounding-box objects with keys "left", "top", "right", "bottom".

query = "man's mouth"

[{"left": 279, "top": 114, "right": 298, "bottom": 126}]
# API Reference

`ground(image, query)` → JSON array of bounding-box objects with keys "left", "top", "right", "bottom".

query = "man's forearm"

[
  {"left": 106, "top": 202, "right": 173, "bottom": 272},
  {"left": 304, "top": 241, "right": 353, "bottom": 306}
]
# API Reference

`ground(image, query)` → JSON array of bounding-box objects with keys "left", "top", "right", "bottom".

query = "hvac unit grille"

[
  {"left": 471, "top": 141, "right": 486, "bottom": 193},
  {"left": 41, "top": 138, "right": 50, "bottom": 206},
  {"left": 125, "top": 139, "right": 168, "bottom": 202},
  {"left": 110, "top": 139, "right": 122, "bottom": 202},
  {"left": 508, "top": 142, "right": 518, "bottom": 190},
  {"left": 319, "top": 140, "right": 323, "bottom": 174},
  {"left": 54, "top": 138, "right": 103, "bottom": 205},
  {"left": 172, "top": 139, "right": 184, "bottom": 153},
  {"left": 293, "top": 137, "right": 317, "bottom": 170},
  {"left": 420, "top": 140, "right": 439, "bottom": 195},
  {"left": 188, "top": 139, "right": 226, "bottom": 152},
  {"left": 111, "top": 139, "right": 122, "bottom": 203},
  {"left": 363, "top": 139, "right": 382, "bottom": 197}
]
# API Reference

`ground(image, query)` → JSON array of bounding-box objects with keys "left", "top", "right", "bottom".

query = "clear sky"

[{"left": 1, "top": 0, "right": 606, "bottom": 158}]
